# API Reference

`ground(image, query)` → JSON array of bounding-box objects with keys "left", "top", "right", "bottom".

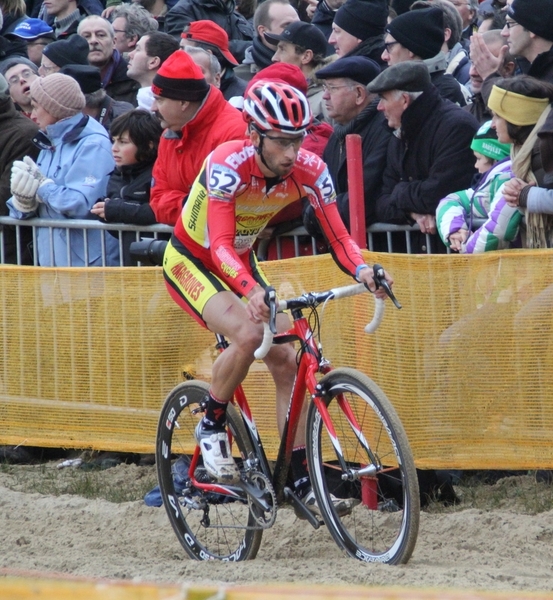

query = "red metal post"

[{"left": 345, "top": 133, "right": 366, "bottom": 249}]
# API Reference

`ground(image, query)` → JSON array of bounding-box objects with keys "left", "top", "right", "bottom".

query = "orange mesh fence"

[{"left": 1, "top": 249, "right": 553, "bottom": 469}]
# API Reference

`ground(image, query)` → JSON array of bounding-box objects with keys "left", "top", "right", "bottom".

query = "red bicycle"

[{"left": 152, "top": 255, "right": 420, "bottom": 564}]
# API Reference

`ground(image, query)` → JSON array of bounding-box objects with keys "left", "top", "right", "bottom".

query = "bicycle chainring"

[{"left": 246, "top": 471, "right": 277, "bottom": 528}]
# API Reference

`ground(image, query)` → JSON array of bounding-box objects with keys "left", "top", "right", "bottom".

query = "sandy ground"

[{"left": 1, "top": 463, "right": 553, "bottom": 593}]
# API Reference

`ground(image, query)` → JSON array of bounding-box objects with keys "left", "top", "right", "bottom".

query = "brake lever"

[
  {"left": 373, "top": 264, "right": 402, "bottom": 310},
  {"left": 264, "top": 286, "right": 278, "bottom": 334}
]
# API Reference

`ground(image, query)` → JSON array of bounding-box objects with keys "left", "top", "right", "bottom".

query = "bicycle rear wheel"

[
  {"left": 156, "top": 381, "right": 263, "bottom": 561},
  {"left": 306, "top": 367, "right": 419, "bottom": 564}
]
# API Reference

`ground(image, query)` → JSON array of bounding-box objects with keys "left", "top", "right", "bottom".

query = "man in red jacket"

[{"left": 150, "top": 50, "right": 247, "bottom": 226}]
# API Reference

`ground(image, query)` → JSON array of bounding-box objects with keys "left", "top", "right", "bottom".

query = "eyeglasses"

[
  {"left": 260, "top": 132, "right": 305, "bottom": 150},
  {"left": 39, "top": 64, "right": 57, "bottom": 74},
  {"left": 450, "top": 1, "right": 471, "bottom": 6},
  {"left": 504, "top": 19, "right": 522, "bottom": 29},
  {"left": 321, "top": 83, "right": 354, "bottom": 93},
  {"left": 383, "top": 41, "right": 399, "bottom": 53},
  {"left": 113, "top": 28, "right": 127, "bottom": 34},
  {"left": 7, "top": 68, "right": 37, "bottom": 86},
  {"left": 27, "top": 40, "right": 49, "bottom": 47}
]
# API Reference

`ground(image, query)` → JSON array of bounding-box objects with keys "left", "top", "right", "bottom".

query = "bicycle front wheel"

[
  {"left": 156, "top": 380, "right": 263, "bottom": 561},
  {"left": 306, "top": 367, "right": 419, "bottom": 564}
]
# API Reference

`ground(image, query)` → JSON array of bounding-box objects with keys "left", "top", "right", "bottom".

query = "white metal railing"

[
  {"left": 0, "top": 217, "right": 173, "bottom": 266},
  {"left": 0, "top": 217, "right": 488, "bottom": 266}
]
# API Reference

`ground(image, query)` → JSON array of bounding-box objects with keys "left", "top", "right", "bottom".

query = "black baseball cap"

[{"left": 264, "top": 21, "right": 328, "bottom": 56}]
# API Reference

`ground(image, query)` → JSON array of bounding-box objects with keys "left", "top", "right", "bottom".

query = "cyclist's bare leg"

[
  {"left": 203, "top": 291, "right": 266, "bottom": 401},
  {"left": 204, "top": 294, "right": 301, "bottom": 435}
]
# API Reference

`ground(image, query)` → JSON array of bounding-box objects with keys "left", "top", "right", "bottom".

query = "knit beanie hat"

[
  {"left": 30, "top": 73, "right": 86, "bottom": 120},
  {"left": 509, "top": 0, "right": 553, "bottom": 42},
  {"left": 391, "top": 0, "right": 413, "bottom": 16},
  {"left": 60, "top": 64, "right": 103, "bottom": 94},
  {"left": 470, "top": 120, "right": 511, "bottom": 161},
  {"left": 334, "top": 0, "right": 388, "bottom": 41},
  {"left": 0, "top": 55, "right": 39, "bottom": 77},
  {"left": 42, "top": 35, "right": 90, "bottom": 68},
  {"left": 152, "top": 50, "right": 209, "bottom": 102},
  {"left": 387, "top": 7, "right": 445, "bottom": 60}
]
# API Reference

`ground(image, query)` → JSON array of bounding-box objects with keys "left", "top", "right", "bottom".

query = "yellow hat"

[{"left": 488, "top": 85, "right": 549, "bottom": 126}]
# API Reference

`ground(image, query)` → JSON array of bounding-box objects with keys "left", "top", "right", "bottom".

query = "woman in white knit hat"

[{"left": 8, "top": 72, "right": 120, "bottom": 266}]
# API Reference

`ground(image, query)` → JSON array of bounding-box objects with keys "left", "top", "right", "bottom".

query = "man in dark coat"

[
  {"left": 0, "top": 73, "right": 39, "bottom": 264},
  {"left": 78, "top": 16, "right": 140, "bottom": 105},
  {"left": 304, "top": 56, "right": 392, "bottom": 235},
  {"left": 369, "top": 61, "right": 478, "bottom": 252},
  {"left": 384, "top": 7, "right": 467, "bottom": 106}
]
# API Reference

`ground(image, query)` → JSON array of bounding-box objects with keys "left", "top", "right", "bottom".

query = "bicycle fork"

[{"left": 312, "top": 382, "right": 380, "bottom": 510}]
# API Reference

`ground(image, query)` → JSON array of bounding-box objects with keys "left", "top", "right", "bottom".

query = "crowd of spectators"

[
  {"left": 1, "top": 0, "right": 553, "bottom": 485},
  {"left": 0, "top": 0, "right": 551, "bottom": 268}
]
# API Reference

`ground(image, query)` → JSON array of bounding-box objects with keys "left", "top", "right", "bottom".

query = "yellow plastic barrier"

[
  {"left": 1, "top": 576, "right": 552, "bottom": 600},
  {"left": 1, "top": 249, "right": 553, "bottom": 469}
]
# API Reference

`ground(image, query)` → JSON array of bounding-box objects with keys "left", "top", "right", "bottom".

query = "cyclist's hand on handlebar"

[
  {"left": 246, "top": 287, "right": 270, "bottom": 324},
  {"left": 358, "top": 267, "right": 393, "bottom": 301}
]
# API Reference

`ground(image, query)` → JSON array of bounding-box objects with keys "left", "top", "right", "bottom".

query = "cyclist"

[{"left": 163, "top": 81, "right": 393, "bottom": 514}]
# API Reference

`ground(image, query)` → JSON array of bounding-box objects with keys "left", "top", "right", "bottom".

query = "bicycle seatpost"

[{"left": 373, "top": 264, "right": 402, "bottom": 310}]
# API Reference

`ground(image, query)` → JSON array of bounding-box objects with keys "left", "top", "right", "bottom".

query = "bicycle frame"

[{"left": 185, "top": 306, "right": 334, "bottom": 508}]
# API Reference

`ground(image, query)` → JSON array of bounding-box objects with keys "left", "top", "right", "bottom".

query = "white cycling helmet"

[{"left": 243, "top": 81, "right": 312, "bottom": 135}]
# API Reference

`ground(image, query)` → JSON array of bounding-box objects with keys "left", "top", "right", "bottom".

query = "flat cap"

[
  {"left": 317, "top": 56, "right": 381, "bottom": 86},
  {"left": 366, "top": 60, "right": 431, "bottom": 94}
]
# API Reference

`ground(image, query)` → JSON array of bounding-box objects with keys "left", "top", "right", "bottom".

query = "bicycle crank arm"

[
  {"left": 284, "top": 487, "right": 322, "bottom": 529},
  {"left": 237, "top": 479, "right": 273, "bottom": 513}
]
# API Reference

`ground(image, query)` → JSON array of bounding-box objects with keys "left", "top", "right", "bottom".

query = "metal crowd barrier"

[{"left": 0, "top": 217, "right": 488, "bottom": 266}]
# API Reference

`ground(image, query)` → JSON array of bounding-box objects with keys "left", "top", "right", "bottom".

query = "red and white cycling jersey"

[{"left": 173, "top": 139, "right": 365, "bottom": 296}]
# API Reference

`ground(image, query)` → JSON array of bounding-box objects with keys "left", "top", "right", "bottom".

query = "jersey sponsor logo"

[
  {"left": 238, "top": 227, "right": 263, "bottom": 237},
  {"left": 315, "top": 169, "right": 336, "bottom": 204},
  {"left": 225, "top": 145, "right": 256, "bottom": 170},
  {"left": 170, "top": 263, "right": 205, "bottom": 301},
  {"left": 236, "top": 212, "right": 273, "bottom": 228},
  {"left": 215, "top": 246, "right": 243, "bottom": 280},
  {"left": 298, "top": 149, "right": 322, "bottom": 169},
  {"left": 236, "top": 203, "right": 282, "bottom": 214},
  {"left": 187, "top": 188, "right": 206, "bottom": 231},
  {"left": 220, "top": 262, "right": 238, "bottom": 278},
  {"left": 209, "top": 164, "right": 240, "bottom": 202}
]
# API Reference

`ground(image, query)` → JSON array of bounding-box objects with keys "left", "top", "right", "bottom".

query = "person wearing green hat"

[{"left": 436, "top": 119, "right": 514, "bottom": 253}]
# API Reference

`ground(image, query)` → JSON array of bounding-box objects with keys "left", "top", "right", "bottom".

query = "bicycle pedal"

[{"left": 284, "top": 487, "right": 322, "bottom": 529}]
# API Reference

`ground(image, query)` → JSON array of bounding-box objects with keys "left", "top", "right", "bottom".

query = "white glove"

[
  {"left": 22, "top": 156, "right": 53, "bottom": 189},
  {"left": 10, "top": 162, "right": 40, "bottom": 213}
]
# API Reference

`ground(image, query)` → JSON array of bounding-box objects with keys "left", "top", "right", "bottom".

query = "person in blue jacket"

[{"left": 8, "top": 72, "right": 119, "bottom": 266}]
